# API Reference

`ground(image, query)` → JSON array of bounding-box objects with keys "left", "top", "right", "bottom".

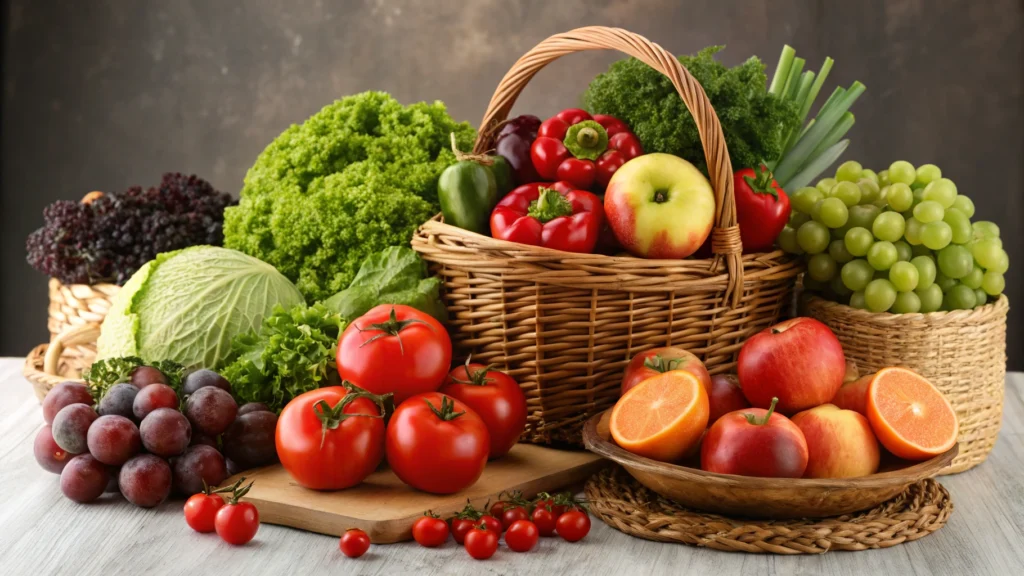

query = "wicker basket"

[
  {"left": 47, "top": 278, "right": 118, "bottom": 375},
  {"left": 802, "top": 295, "right": 1009, "bottom": 474},
  {"left": 411, "top": 26, "right": 802, "bottom": 446},
  {"left": 24, "top": 324, "right": 100, "bottom": 402}
]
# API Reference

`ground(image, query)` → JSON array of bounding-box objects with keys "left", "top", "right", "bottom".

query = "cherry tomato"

[
  {"left": 412, "top": 512, "right": 449, "bottom": 547},
  {"left": 337, "top": 305, "right": 452, "bottom": 405},
  {"left": 385, "top": 393, "right": 489, "bottom": 494},
  {"left": 183, "top": 492, "right": 224, "bottom": 533},
  {"left": 340, "top": 528, "right": 371, "bottom": 558},
  {"left": 489, "top": 500, "right": 507, "bottom": 519},
  {"left": 530, "top": 506, "right": 557, "bottom": 537},
  {"left": 451, "top": 517, "right": 475, "bottom": 544},
  {"left": 440, "top": 360, "right": 527, "bottom": 459},
  {"left": 215, "top": 501, "right": 260, "bottom": 545},
  {"left": 478, "top": 514, "right": 503, "bottom": 534},
  {"left": 556, "top": 510, "right": 591, "bottom": 542},
  {"left": 276, "top": 386, "right": 385, "bottom": 490},
  {"left": 505, "top": 519, "right": 539, "bottom": 552},
  {"left": 501, "top": 506, "right": 530, "bottom": 530},
  {"left": 532, "top": 491, "right": 572, "bottom": 519},
  {"left": 464, "top": 524, "right": 499, "bottom": 560}
]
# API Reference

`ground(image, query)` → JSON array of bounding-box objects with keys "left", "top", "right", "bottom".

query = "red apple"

[
  {"left": 791, "top": 404, "right": 880, "bottom": 478},
  {"left": 701, "top": 398, "right": 808, "bottom": 478},
  {"left": 831, "top": 374, "right": 872, "bottom": 415},
  {"left": 707, "top": 374, "right": 751, "bottom": 424},
  {"left": 621, "top": 347, "right": 710, "bottom": 396},
  {"left": 737, "top": 317, "right": 846, "bottom": 415},
  {"left": 604, "top": 153, "right": 716, "bottom": 259}
]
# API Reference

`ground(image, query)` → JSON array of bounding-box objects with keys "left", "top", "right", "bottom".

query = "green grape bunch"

[{"left": 779, "top": 160, "right": 1009, "bottom": 313}]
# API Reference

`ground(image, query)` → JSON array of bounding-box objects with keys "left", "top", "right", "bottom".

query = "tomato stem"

[
  {"left": 426, "top": 395, "right": 465, "bottom": 422},
  {"left": 357, "top": 307, "right": 431, "bottom": 355},
  {"left": 450, "top": 355, "right": 497, "bottom": 386},
  {"left": 743, "top": 397, "right": 779, "bottom": 426},
  {"left": 224, "top": 478, "right": 254, "bottom": 505},
  {"left": 742, "top": 163, "right": 780, "bottom": 200},
  {"left": 313, "top": 392, "right": 384, "bottom": 448},
  {"left": 642, "top": 354, "right": 684, "bottom": 374}
]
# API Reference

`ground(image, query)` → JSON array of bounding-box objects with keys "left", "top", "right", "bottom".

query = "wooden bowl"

[{"left": 582, "top": 410, "right": 958, "bottom": 519}]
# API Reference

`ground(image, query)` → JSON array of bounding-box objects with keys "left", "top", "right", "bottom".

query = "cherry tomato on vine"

[
  {"left": 530, "top": 506, "right": 557, "bottom": 537},
  {"left": 556, "top": 510, "right": 591, "bottom": 542},
  {"left": 449, "top": 501, "right": 488, "bottom": 543},
  {"left": 464, "top": 524, "right": 499, "bottom": 560},
  {"left": 276, "top": 386, "right": 386, "bottom": 490},
  {"left": 340, "top": 528, "right": 371, "bottom": 558},
  {"left": 501, "top": 505, "right": 530, "bottom": 530},
  {"left": 385, "top": 393, "right": 489, "bottom": 494},
  {"left": 412, "top": 511, "right": 449, "bottom": 547},
  {"left": 336, "top": 305, "right": 452, "bottom": 405},
  {"left": 478, "top": 514, "right": 503, "bottom": 534},
  {"left": 505, "top": 519, "right": 540, "bottom": 552},
  {"left": 214, "top": 479, "right": 259, "bottom": 545},
  {"left": 183, "top": 485, "right": 225, "bottom": 533},
  {"left": 440, "top": 358, "right": 527, "bottom": 459}
]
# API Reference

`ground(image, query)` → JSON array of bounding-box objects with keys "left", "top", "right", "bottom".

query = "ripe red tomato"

[
  {"left": 184, "top": 492, "right": 224, "bottom": 533},
  {"left": 215, "top": 501, "right": 260, "bottom": 545},
  {"left": 464, "top": 525, "right": 499, "bottom": 560},
  {"left": 531, "top": 506, "right": 557, "bottom": 537},
  {"left": 501, "top": 506, "right": 529, "bottom": 530},
  {"left": 556, "top": 510, "right": 591, "bottom": 542},
  {"left": 276, "top": 387, "right": 385, "bottom": 490},
  {"left": 412, "top": 512, "right": 449, "bottom": 547},
  {"left": 450, "top": 517, "right": 475, "bottom": 544},
  {"left": 476, "top": 514, "right": 502, "bottom": 534},
  {"left": 621, "top": 347, "right": 711, "bottom": 396},
  {"left": 440, "top": 360, "right": 527, "bottom": 459},
  {"left": 339, "top": 528, "right": 371, "bottom": 558},
  {"left": 337, "top": 305, "right": 452, "bottom": 405},
  {"left": 505, "top": 520, "right": 539, "bottom": 552},
  {"left": 385, "top": 393, "right": 489, "bottom": 494}
]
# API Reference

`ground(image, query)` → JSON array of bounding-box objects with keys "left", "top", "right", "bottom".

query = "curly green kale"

[
  {"left": 582, "top": 46, "right": 800, "bottom": 175},
  {"left": 224, "top": 91, "right": 476, "bottom": 302},
  {"left": 219, "top": 303, "right": 345, "bottom": 412}
]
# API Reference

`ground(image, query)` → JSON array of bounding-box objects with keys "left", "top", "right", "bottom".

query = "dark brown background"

[{"left": 2, "top": 0, "right": 1021, "bottom": 368}]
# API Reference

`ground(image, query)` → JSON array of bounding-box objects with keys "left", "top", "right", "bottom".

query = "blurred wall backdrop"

[{"left": 2, "top": 0, "right": 1021, "bottom": 368}]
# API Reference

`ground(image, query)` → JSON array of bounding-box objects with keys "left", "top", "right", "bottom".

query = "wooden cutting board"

[{"left": 227, "top": 444, "right": 604, "bottom": 543}]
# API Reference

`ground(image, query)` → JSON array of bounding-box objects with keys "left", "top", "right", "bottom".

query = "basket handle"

[
  {"left": 472, "top": 26, "right": 743, "bottom": 305},
  {"left": 44, "top": 323, "right": 102, "bottom": 377}
]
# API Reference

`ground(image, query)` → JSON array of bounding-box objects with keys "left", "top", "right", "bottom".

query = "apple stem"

[{"left": 743, "top": 397, "right": 779, "bottom": 426}]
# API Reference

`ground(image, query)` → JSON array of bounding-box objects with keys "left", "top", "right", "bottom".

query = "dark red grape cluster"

[
  {"left": 26, "top": 173, "right": 236, "bottom": 285},
  {"left": 36, "top": 365, "right": 277, "bottom": 507}
]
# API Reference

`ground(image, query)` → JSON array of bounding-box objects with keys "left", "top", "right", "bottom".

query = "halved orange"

[
  {"left": 865, "top": 367, "right": 959, "bottom": 461},
  {"left": 609, "top": 370, "right": 709, "bottom": 462}
]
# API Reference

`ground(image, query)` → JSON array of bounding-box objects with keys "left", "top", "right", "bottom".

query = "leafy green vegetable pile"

[
  {"left": 82, "top": 357, "right": 186, "bottom": 401},
  {"left": 220, "top": 303, "right": 346, "bottom": 412},
  {"left": 322, "top": 246, "right": 445, "bottom": 322},
  {"left": 582, "top": 46, "right": 800, "bottom": 176},
  {"left": 224, "top": 91, "right": 475, "bottom": 302}
]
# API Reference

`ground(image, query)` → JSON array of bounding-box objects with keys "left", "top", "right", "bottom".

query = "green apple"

[{"left": 604, "top": 153, "right": 716, "bottom": 258}]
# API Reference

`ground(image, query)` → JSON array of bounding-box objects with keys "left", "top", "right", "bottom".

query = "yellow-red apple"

[
  {"left": 620, "top": 347, "right": 710, "bottom": 396},
  {"left": 831, "top": 374, "right": 873, "bottom": 415},
  {"left": 791, "top": 403, "right": 880, "bottom": 478},
  {"left": 707, "top": 374, "right": 751, "bottom": 425}
]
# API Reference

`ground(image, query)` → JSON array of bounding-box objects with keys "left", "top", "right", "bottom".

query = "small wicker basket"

[
  {"left": 802, "top": 294, "right": 1009, "bottom": 474},
  {"left": 24, "top": 324, "right": 100, "bottom": 402},
  {"left": 412, "top": 26, "right": 802, "bottom": 446},
  {"left": 47, "top": 278, "right": 118, "bottom": 375}
]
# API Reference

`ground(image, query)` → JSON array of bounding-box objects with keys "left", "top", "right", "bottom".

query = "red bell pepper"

[
  {"left": 489, "top": 181, "right": 603, "bottom": 253},
  {"left": 530, "top": 109, "right": 643, "bottom": 193},
  {"left": 734, "top": 165, "right": 791, "bottom": 253}
]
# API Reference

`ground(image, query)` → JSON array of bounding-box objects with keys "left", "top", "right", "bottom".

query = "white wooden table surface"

[{"left": 1, "top": 358, "right": 1021, "bottom": 576}]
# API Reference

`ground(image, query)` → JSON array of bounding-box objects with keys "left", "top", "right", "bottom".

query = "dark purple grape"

[
  {"left": 184, "top": 386, "right": 237, "bottom": 436},
  {"left": 133, "top": 384, "right": 179, "bottom": 420},
  {"left": 98, "top": 383, "right": 139, "bottom": 419},
  {"left": 51, "top": 404, "right": 98, "bottom": 454},
  {"left": 223, "top": 411, "right": 279, "bottom": 470},
  {"left": 119, "top": 454, "right": 172, "bottom": 508},
  {"left": 497, "top": 114, "right": 541, "bottom": 140},
  {"left": 190, "top": 433, "right": 219, "bottom": 448},
  {"left": 61, "top": 454, "right": 109, "bottom": 503},
  {"left": 87, "top": 415, "right": 141, "bottom": 466},
  {"left": 172, "top": 445, "right": 227, "bottom": 496},
  {"left": 34, "top": 425, "right": 72, "bottom": 474},
  {"left": 237, "top": 402, "right": 272, "bottom": 416},
  {"left": 140, "top": 408, "right": 191, "bottom": 457},
  {"left": 43, "top": 381, "right": 94, "bottom": 424},
  {"left": 131, "top": 366, "right": 168, "bottom": 388},
  {"left": 183, "top": 369, "right": 231, "bottom": 395},
  {"left": 225, "top": 459, "right": 242, "bottom": 477}
]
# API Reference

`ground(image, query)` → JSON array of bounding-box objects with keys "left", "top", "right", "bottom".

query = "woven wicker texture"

[
  {"left": 23, "top": 324, "right": 99, "bottom": 403},
  {"left": 47, "top": 278, "right": 117, "bottom": 375},
  {"left": 802, "top": 295, "right": 1008, "bottom": 474},
  {"left": 412, "top": 26, "right": 802, "bottom": 445},
  {"left": 585, "top": 465, "right": 952, "bottom": 554}
]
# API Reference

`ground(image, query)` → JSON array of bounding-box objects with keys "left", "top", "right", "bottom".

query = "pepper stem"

[
  {"left": 527, "top": 188, "right": 574, "bottom": 222},
  {"left": 743, "top": 397, "right": 779, "bottom": 426},
  {"left": 563, "top": 120, "right": 609, "bottom": 161}
]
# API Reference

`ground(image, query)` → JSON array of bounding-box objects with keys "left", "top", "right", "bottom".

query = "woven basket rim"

[
  {"left": 48, "top": 277, "right": 121, "bottom": 290},
  {"left": 802, "top": 293, "right": 1009, "bottom": 324}
]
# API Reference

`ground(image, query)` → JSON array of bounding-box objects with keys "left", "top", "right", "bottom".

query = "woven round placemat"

[{"left": 585, "top": 466, "right": 953, "bottom": 554}]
